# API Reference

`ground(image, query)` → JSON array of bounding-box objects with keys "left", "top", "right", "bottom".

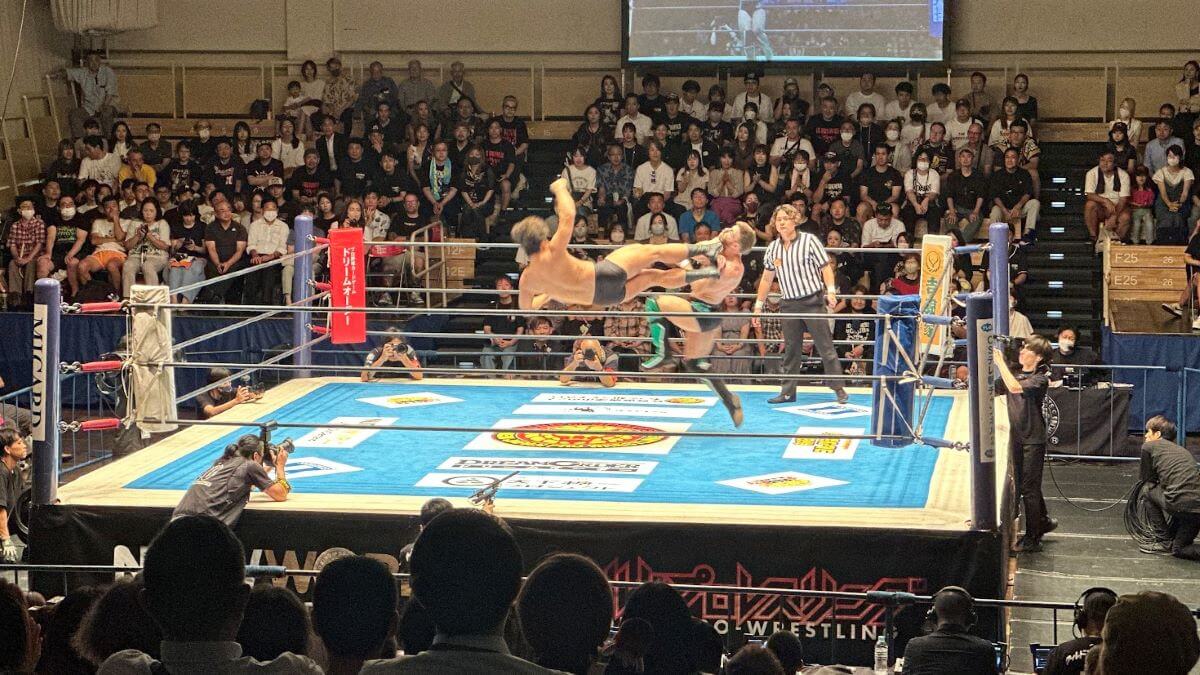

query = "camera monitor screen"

[{"left": 625, "top": 0, "right": 946, "bottom": 63}]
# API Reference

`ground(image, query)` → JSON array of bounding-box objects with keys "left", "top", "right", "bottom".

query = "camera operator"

[
  {"left": 559, "top": 338, "right": 617, "bottom": 388},
  {"left": 1138, "top": 415, "right": 1200, "bottom": 561},
  {"left": 0, "top": 429, "right": 29, "bottom": 563},
  {"left": 195, "top": 367, "right": 261, "bottom": 419},
  {"left": 361, "top": 327, "right": 423, "bottom": 381},
  {"left": 171, "top": 433, "right": 291, "bottom": 528},
  {"left": 0, "top": 375, "right": 32, "bottom": 437}
]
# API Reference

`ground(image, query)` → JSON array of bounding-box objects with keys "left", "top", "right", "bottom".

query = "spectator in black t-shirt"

[
  {"left": 161, "top": 142, "right": 202, "bottom": 194},
  {"left": 637, "top": 73, "right": 666, "bottom": 119},
  {"left": 419, "top": 141, "right": 459, "bottom": 227},
  {"left": 482, "top": 120, "right": 516, "bottom": 217},
  {"left": 994, "top": 334, "right": 1055, "bottom": 553},
  {"left": 804, "top": 97, "right": 843, "bottom": 157},
  {"left": 481, "top": 276, "right": 524, "bottom": 375},
  {"left": 338, "top": 138, "right": 376, "bottom": 199},
  {"left": 493, "top": 95, "right": 530, "bottom": 179},
  {"left": 0, "top": 429, "right": 28, "bottom": 562},
  {"left": 988, "top": 148, "right": 1040, "bottom": 241},
  {"left": 856, "top": 144, "right": 902, "bottom": 224},
  {"left": 457, "top": 145, "right": 496, "bottom": 238},
  {"left": 375, "top": 149, "right": 415, "bottom": 218},
  {"left": 811, "top": 152, "right": 852, "bottom": 221},
  {"left": 171, "top": 436, "right": 288, "bottom": 527},
  {"left": 655, "top": 93, "right": 691, "bottom": 147},
  {"left": 519, "top": 317, "right": 558, "bottom": 374},
  {"left": 198, "top": 200, "right": 249, "bottom": 304},
  {"left": 245, "top": 142, "right": 285, "bottom": 190},
  {"left": 288, "top": 149, "right": 335, "bottom": 208},
  {"left": 361, "top": 328, "right": 422, "bottom": 381},
  {"left": 376, "top": 193, "right": 428, "bottom": 303},
  {"left": 702, "top": 103, "right": 733, "bottom": 148},
  {"left": 1044, "top": 588, "right": 1116, "bottom": 675},
  {"left": 167, "top": 202, "right": 207, "bottom": 303},
  {"left": 945, "top": 147, "right": 989, "bottom": 240},
  {"left": 901, "top": 586, "right": 996, "bottom": 675},
  {"left": 203, "top": 140, "right": 244, "bottom": 195},
  {"left": 195, "top": 367, "right": 260, "bottom": 419}
]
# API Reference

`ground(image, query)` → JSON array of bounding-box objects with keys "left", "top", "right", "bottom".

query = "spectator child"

[{"left": 1130, "top": 166, "right": 1156, "bottom": 244}]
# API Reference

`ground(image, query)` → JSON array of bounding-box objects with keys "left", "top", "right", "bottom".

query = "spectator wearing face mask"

[
  {"left": 633, "top": 193, "right": 679, "bottom": 242},
  {"left": 1051, "top": 325, "right": 1101, "bottom": 381}
]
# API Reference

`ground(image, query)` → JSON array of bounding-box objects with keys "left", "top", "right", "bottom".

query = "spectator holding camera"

[
  {"left": 559, "top": 338, "right": 617, "bottom": 387},
  {"left": 362, "top": 327, "right": 423, "bottom": 381},
  {"left": 195, "top": 367, "right": 261, "bottom": 419},
  {"left": 170, "top": 434, "right": 291, "bottom": 527}
]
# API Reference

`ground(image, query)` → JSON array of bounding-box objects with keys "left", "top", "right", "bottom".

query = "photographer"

[
  {"left": 559, "top": 338, "right": 617, "bottom": 388},
  {"left": 361, "top": 327, "right": 423, "bottom": 381},
  {"left": 0, "top": 429, "right": 28, "bottom": 562},
  {"left": 195, "top": 367, "right": 261, "bottom": 419},
  {"left": 1138, "top": 415, "right": 1200, "bottom": 561},
  {"left": 171, "top": 433, "right": 291, "bottom": 528}
]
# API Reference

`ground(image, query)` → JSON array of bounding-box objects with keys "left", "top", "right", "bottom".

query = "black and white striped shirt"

[{"left": 764, "top": 232, "right": 831, "bottom": 299}]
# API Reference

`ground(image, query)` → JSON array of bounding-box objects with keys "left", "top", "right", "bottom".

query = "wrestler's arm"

[{"left": 547, "top": 177, "right": 576, "bottom": 252}]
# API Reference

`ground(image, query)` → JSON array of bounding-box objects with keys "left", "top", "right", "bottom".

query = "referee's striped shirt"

[{"left": 763, "top": 231, "right": 831, "bottom": 299}]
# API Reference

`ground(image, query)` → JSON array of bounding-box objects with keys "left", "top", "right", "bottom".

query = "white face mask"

[
  {"left": 610, "top": 231, "right": 625, "bottom": 243},
  {"left": 840, "top": 131, "right": 854, "bottom": 142},
  {"left": 198, "top": 129, "right": 211, "bottom": 140},
  {"left": 744, "top": 110, "right": 757, "bottom": 120},
  {"left": 263, "top": 210, "right": 278, "bottom": 222},
  {"left": 1167, "top": 156, "right": 1181, "bottom": 167},
  {"left": 650, "top": 222, "right": 666, "bottom": 236},
  {"left": 60, "top": 206, "right": 76, "bottom": 219},
  {"left": 19, "top": 209, "right": 35, "bottom": 220},
  {"left": 1059, "top": 339, "right": 1075, "bottom": 352},
  {"left": 885, "top": 129, "right": 900, "bottom": 142},
  {"left": 573, "top": 226, "right": 587, "bottom": 239},
  {"left": 795, "top": 163, "right": 808, "bottom": 172},
  {"left": 1118, "top": 108, "right": 1131, "bottom": 120},
  {"left": 916, "top": 160, "right": 930, "bottom": 171}
]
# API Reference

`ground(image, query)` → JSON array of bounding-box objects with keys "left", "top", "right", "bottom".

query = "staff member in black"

[
  {"left": 1139, "top": 415, "right": 1200, "bottom": 560},
  {"left": 752, "top": 203, "right": 847, "bottom": 404},
  {"left": 171, "top": 434, "right": 290, "bottom": 528},
  {"left": 1044, "top": 587, "right": 1117, "bottom": 675},
  {"left": 994, "top": 334, "right": 1057, "bottom": 553}
]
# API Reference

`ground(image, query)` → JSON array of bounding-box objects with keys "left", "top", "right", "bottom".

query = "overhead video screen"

[{"left": 625, "top": 0, "right": 946, "bottom": 63}]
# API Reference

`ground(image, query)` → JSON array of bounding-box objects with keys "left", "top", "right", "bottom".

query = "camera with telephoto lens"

[
  {"left": 260, "top": 438, "right": 294, "bottom": 466},
  {"left": 583, "top": 348, "right": 598, "bottom": 361}
]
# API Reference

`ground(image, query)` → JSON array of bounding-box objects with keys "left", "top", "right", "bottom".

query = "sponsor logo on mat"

[
  {"left": 463, "top": 419, "right": 689, "bottom": 454},
  {"left": 438, "top": 457, "right": 658, "bottom": 475},
  {"left": 416, "top": 472, "right": 642, "bottom": 493},
  {"left": 295, "top": 417, "right": 398, "bottom": 448},
  {"left": 532, "top": 393, "right": 716, "bottom": 406},
  {"left": 783, "top": 427, "right": 861, "bottom": 460},
  {"left": 356, "top": 392, "right": 462, "bottom": 409},
  {"left": 777, "top": 402, "right": 872, "bottom": 420},
  {"left": 513, "top": 404, "right": 707, "bottom": 419},
  {"left": 718, "top": 471, "right": 848, "bottom": 495},
  {"left": 281, "top": 457, "right": 364, "bottom": 480}
]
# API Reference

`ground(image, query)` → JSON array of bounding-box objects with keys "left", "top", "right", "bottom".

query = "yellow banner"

[{"left": 919, "top": 235, "right": 952, "bottom": 349}]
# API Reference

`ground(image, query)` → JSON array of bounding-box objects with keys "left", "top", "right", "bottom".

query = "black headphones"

[
  {"left": 1073, "top": 587, "right": 1118, "bottom": 635},
  {"left": 926, "top": 586, "right": 977, "bottom": 629}
]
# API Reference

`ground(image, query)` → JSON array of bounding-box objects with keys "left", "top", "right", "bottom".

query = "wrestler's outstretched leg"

[
  {"left": 605, "top": 239, "right": 724, "bottom": 278},
  {"left": 623, "top": 265, "right": 720, "bottom": 304},
  {"left": 678, "top": 330, "right": 743, "bottom": 427}
]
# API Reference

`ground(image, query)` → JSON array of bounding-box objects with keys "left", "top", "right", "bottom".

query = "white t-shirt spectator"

[
  {"left": 79, "top": 151, "right": 122, "bottom": 189},
  {"left": 1084, "top": 167, "right": 1132, "bottom": 205},
  {"left": 861, "top": 217, "right": 906, "bottom": 247},
  {"left": 561, "top": 164, "right": 597, "bottom": 196},
  {"left": 247, "top": 218, "right": 289, "bottom": 256},
  {"left": 679, "top": 98, "right": 708, "bottom": 120},
  {"left": 633, "top": 212, "right": 680, "bottom": 242},
  {"left": 1153, "top": 166, "right": 1195, "bottom": 189},
  {"left": 904, "top": 169, "right": 941, "bottom": 201},
  {"left": 271, "top": 138, "right": 307, "bottom": 171},
  {"left": 614, "top": 113, "right": 652, "bottom": 144},
  {"left": 732, "top": 91, "right": 774, "bottom": 122},
  {"left": 944, "top": 117, "right": 973, "bottom": 149},
  {"left": 90, "top": 218, "right": 126, "bottom": 254},
  {"left": 634, "top": 161, "right": 676, "bottom": 197},
  {"left": 926, "top": 101, "right": 954, "bottom": 125},
  {"left": 1010, "top": 309, "right": 1034, "bottom": 339},
  {"left": 844, "top": 91, "right": 888, "bottom": 118},
  {"left": 882, "top": 99, "right": 915, "bottom": 124},
  {"left": 770, "top": 136, "right": 815, "bottom": 165}
]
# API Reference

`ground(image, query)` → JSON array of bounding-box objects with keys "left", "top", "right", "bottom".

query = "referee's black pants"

[
  {"left": 1013, "top": 441, "right": 1049, "bottom": 542},
  {"left": 779, "top": 293, "right": 845, "bottom": 397}
]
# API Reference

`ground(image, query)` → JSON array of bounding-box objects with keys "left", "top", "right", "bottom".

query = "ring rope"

[
  {"left": 168, "top": 244, "right": 328, "bottom": 297},
  {"left": 173, "top": 334, "right": 330, "bottom": 405}
]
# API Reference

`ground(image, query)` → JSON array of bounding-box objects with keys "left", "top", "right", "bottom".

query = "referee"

[{"left": 752, "top": 204, "right": 848, "bottom": 404}]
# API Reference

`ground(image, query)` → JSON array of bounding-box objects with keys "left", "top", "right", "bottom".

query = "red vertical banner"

[{"left": 328, "top": 227, "right": 366, "bottom": 344}]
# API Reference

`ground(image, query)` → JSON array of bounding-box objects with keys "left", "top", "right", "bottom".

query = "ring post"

[
  {"left": 872, "top": 295, "right": 920, "bottom": 447},
  {"left": 32, "top": 279, "right": 62, "bottom": 506},
  {"left": 965, "top": 291, "right": 996, "bottom": 531},
  {"left": 293, "top": 215, "right": 313, "bottom": 379},
  {"left": 988, "top": 222, "right": 1010, "bottom": 338}
]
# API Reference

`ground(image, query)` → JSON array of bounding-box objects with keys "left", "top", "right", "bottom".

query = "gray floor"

[{"left": 1007, "top": 456, "right": 1200, "bottom": 674}]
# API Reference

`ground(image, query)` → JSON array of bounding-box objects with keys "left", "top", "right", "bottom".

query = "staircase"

[{"left": 1018, "top": 141, "right": 1106, "bottom": 347}]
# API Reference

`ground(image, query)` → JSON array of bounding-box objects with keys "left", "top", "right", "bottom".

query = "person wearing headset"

[
  {"left": 1044, "top": 587, "right": 1117, "bottom": 675},
  {"left": 901, "top": 586, "right": 997, "bottom": 674}
]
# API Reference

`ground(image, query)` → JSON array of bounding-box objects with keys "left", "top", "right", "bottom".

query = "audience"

[
  {"left": 517, "top": 554, "right": 613, "bottom": 675},
  {"left": 314, "top": 555, "right": 400, "bottom": 674},
  {"left": 901, "top": 586, "right": 995, "bottom": 674},
  {"left": 1094, "top": 591, "right": 1199, "bottom": 675}
]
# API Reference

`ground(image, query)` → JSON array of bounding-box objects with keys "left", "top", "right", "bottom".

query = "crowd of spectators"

[{"left": 0, "top": 508, "right": 1196, "bottom": 674}]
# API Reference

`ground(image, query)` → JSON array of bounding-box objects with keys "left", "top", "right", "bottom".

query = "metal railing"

[{"left": 0, "top": 371, "right": 118, "bottom": 476}]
